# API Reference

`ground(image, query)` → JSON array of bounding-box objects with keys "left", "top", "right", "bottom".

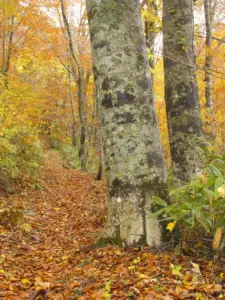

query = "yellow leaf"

[
  {"left": 0, "top": 269, "right": 4, "bottom": 273},
  {"left": 167, "top": 222, "right": 176, "bottom": 232},
  {"left": 0, "top": 230, "right": 8, "bottom": 236},
  {"left": 217, "top": 186, "right": 225, "bottom": 197},
  {"left": 128, "top": 266, "right": 136, "bottom": 272},
  {"left": 195, "top": 293, "right": 205, "bottom": 300},
  {"left": 62, "top": 255, "right": 69, "bottom": 260},
  {"left": 20, "top": 223, "right": 32, "bottom": 233},
  {"left": 212, "top": 227, "right": 223, "bottom": 250},
  {"left": 138, "top": 274, "right": 149, "bottom": 279},
  {"left": 102, "top": 292, "right": 111, "bottom": 299},
  {"left": 208, "top": 261, "right": 214, "bottom": 267},
  {"left": 133, "top": 257, "right": 141, "bottom": 264},
  {"left": 21, "top": 278, "right": 30, "bottom": 284},
  {"left": 115, "top": 249, "right": 122, "bottom": 256}
]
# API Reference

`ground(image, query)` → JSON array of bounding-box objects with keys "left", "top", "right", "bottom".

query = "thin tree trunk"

[
  {"left": 96, "top": 146, "right": 103, "bottom": 180},
  {"left": 163, "top": 0, "right": 203, "bottom": 182},
  {"left": 4, "top": 15, "right": 14, "bottom": 87},
  {"left": 77, "top": 70, "right": 90, "bottom": 171},
  {"left": 60, "top": 0, "right": 89, "bottom": 170},
  {"left": 1, "top": 7, "right": 6, "bottom": 75},
  {"left": 86, "top": 0, "right": 168, "bottom": 247},
  {"left": 144, "top": 0, "right": 158, "bottom": 85},
  {"left": 93, "top": 85, "right": 104, "bottom": 180},
  {"left": 67, "top": 57, "right": 77, "bottom": 148},
  {"left": 204, "top": 0, "right": 217, "bottom": 131}
]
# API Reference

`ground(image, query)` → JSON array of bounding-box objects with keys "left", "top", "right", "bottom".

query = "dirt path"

[
  {"left": 0, "top": 150, "right": 224, "bottom": 299},
  {"left": 0, "top": 150, "right": 107, "bottom": 299}
]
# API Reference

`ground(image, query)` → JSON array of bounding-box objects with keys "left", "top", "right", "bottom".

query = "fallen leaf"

[
  {"left": 212, "top": 227, "right": 223, "bottom": 250},
  {"left": 21, "top": 278, "right": 30, "bottom": 284},
  {"left": 35, "top": 276, "right": 50, "bottom": 289}
]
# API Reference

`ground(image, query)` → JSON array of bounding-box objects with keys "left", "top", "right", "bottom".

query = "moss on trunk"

[{"left": 86, "top": 0, "right": 168, "bottom": 247}]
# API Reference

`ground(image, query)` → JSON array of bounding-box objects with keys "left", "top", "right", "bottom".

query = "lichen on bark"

[
  {"left": 86, "top": 0, "right": 168, "bottom": 247},
  {"left": 163, "top": 0, "right": 203, "bottom": 182}
]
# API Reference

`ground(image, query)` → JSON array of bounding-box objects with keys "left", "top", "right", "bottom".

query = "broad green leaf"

[
  {"left": 209, "top": 164, "right": 223, "bottom": 178},
  {"left": 152, "top": 196, "right": 167, "bottom": 207},
  {"left": 215, "top": 215, "right": 225, "bottom": 229},
  {"left": 214, "top": 178, "right": 224, "bottom": 193},
  {"left": 169, "top": 185, "right": 188, "bottom": 196},
  {"left": 149, "top": 208, "right": 165, "bottom": 218}
]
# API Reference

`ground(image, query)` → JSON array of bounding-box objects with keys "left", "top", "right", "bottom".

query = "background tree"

[
  {"left": 142, "top": 0, "right": 160, "bottom": 85},
  {"left": 60, "top": 0, "right": 92, "bottom": 170},
  {"left": 86, "top": 0, "right": 168, "bottom": 246},
  {"left": 163, "top": 0, "right": 203, "bottom": 182},
  {"left": 204, "top": 0, "right": 217, "bottom": 120}
]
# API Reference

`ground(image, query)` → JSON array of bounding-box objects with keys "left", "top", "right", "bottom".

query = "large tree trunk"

[
  {"left": 86, "top": 0, "right": 168, "bottom": 247},
  {"left": 163, "top": 0, "right": 203, "bottom": 182}
]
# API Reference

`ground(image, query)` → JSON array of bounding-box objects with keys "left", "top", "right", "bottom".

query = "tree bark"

[
  {"left": 204, "top": 0, "right": 213, "bottom": 115},
  {"left": 4, "top": 15, "right": 14, "bottom": 85},
  {"left": 144, "top": 0, "right": 158, "bottom": 84},
  {"left": 86, "top": 0, "right": 168, "bottom": 247},
  {"left": 163, "top": 0, "right": 203, "bottom": 182},
  {"left": 96, "top": 147, "right": 103, "bottom": 180},
  {"left": 1, "top": 6, "right": 6, "bottom": 75},
  {"left": 1, "top": 12, "right": 14, "bottom": 87},
  {"left": 77, "top": 69, "right": 90, "bottom": 171},
  {"left": 67, "top": 58, "right": 77, "bottom": 148},
  {"left": 204, "top": 0, "right": 217, "bottom": 132}
]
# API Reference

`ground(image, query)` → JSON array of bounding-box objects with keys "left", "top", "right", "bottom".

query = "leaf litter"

[{"left": 0, "top": 150, "right": 224, "bottom": 299}]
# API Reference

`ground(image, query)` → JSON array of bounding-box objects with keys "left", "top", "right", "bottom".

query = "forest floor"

[{"left": 0, "top": 150, "right": 224, "bottom": 300}]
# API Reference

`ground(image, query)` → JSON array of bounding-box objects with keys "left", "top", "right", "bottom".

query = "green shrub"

[
  {"left": 0, "top": 126, "right": 43, "bottom": 187},
  {"left": 57, "top": 143, "right": 99, "bottom": 173},
  {"left": 151, "top": 151, "right": 225, "bottom": 254},
  {"left": 58, "top": 144, "right": 81, "bottom": 169}
]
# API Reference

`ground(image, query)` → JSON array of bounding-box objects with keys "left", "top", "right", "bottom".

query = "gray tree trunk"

[
  {"left": 204, "top": 0, "right": 217, "bottom": 130},
  {"left": 144, "top": 0, "right": 158, "bottom": 85},
  {"left": 67, "top": 55, "right": 77, "bottom": 148},
  {"left": 86, "top": 0, "right": 168, "bottom": 247},
  {"left": 163, "top": 0, "right": 203, "bottom": 182}
]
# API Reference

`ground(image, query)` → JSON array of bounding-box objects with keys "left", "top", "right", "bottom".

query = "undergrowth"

[
  {"left": 57, "top": 143, "right": 99, "bottom": 174},
  {"left": 152, "top": 145, "right": 225, "bottom": 260}
]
